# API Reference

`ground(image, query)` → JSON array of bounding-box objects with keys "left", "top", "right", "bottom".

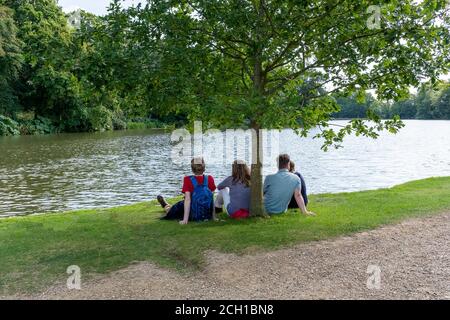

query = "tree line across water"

[
  {"left": 334, "top": 83, "right": 450, "bottom": 120},
  {"left": 1, "top": 0, "right": 449, "bottom": 137}
]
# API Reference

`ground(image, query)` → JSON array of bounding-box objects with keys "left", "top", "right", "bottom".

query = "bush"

[
  {"left": 87, "top": 105, "right": 113, "bottom": 132},
  {"left": 19, "top": 116, "right": 57, "bottom": 135},
  {"left": 144, "top": 119, "right": 167, "bottom": 129},
  {"left": 58, "top": 106, "right": 90, "bottom": 133},
  {"left": 15, "top": 111, "right": 35, "bottom": 121},
  {"left": 127, "top": 118, "right": 171, "bottom": 130},
  {"left": 112, "top": 109, "right": 127, "bottom": 130},
  {"left": 0, "top": 115, "right": 20, "bottom": 136},
  {"left": 126, "top": 122, "right": 147, "bottom": 130}
]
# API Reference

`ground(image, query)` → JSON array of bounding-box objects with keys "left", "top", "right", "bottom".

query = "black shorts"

[{"left": 161, "top": 200, "right": 185, "bottom": 220}]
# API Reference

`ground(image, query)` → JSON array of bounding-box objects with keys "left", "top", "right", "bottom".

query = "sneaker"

[{"left": 157, "top": 195, "right": 169, "bottom": 208}]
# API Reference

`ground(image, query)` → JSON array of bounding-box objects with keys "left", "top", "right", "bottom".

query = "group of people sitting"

[{"left": 157, "top": 154, "right": 315, "bottom": 225}]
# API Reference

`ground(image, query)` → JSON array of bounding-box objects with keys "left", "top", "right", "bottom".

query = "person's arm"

[
  {"left": 263, "top": 176, "right": 269, "bottom": 195},
  {"left": 294, "top": 188, "right": 315, "bottom": 216},
  {"left": 180, "top": 192, "right": 191, "bottom": 225},
  {"left": 298, "top": 174, "right": 308, "bottom": 206},
  {"left": 210, "top": 176, "right": 217, "bottom": 192},
  {"left": 217, "top": 177, "right": 231, "bottom": 190}
]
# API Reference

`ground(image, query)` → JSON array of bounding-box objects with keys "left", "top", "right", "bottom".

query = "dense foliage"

[
  {"left": 334, "top": 82, "right": 450, "bottom": 120},
  {"left": 0, "top": 0, "right": 181, "bottom": 136},
  {"left": 0, "top": 5, "right": 22, "bottom": 116}
]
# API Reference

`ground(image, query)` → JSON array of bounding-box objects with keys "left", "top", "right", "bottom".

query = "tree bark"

[
  {"left": 249, "top": 6, "right": 267, "bottom": 217},
  {"left": 250, "top": 126, "right": 267, "bottom": 217}
]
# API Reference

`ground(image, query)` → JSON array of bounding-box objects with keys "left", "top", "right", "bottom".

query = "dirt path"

[{"left": 7, "top": 212, "right": 450, "bottom": 300}]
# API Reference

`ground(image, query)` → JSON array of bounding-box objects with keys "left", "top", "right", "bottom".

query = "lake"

[{"left": 0, "top": 120, "right": 449, "bottom": 217}]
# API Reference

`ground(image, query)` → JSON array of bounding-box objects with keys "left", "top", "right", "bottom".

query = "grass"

[
  {"left": 1, "top": 177, "right": 450, "bottom": 295},
  {"left": 126, "top": 120, "right": 174, "bottom": 130}
]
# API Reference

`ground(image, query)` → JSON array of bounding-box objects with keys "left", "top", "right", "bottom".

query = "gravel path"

[{"left": 6, "top": 212, "right": 450, "bottom": 300}]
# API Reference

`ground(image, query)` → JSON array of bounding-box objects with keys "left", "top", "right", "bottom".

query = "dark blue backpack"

[{"left": 189, "top": 175, "right": 214, "bottom": 222}]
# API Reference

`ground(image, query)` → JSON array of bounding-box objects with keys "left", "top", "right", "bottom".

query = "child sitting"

[
  {"left": 215, "top": 160, "right": 251, "bottom": 219},
  {"left": 157, "top": 157, "right": 216, "bottom": 225},
  {"left": 288, "top": 160, "right": 309, "bottom": 209}
]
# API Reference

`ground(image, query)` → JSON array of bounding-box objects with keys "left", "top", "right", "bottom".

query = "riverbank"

[
  {"left": 1, "top": 177, "right": 450, "bottom": 297},
  {"left": 0, "top": 114, "right": 176, "bottom": 137}
]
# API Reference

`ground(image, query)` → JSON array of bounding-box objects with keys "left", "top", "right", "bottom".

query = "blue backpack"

[{"left": 189, "top": 175, "right": 214, "bottom": 221}]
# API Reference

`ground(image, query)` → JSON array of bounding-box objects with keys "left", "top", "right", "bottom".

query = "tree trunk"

[
  {"left": 250, "top": 126, "right": 267, "bottom": 217},
  {"left": 250, "top": 13, "right": 266, "bottom": 217}
]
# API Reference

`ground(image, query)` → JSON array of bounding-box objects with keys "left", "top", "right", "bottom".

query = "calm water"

[{"left": 0, "top": 120, "right": 449, "bottom": 217}]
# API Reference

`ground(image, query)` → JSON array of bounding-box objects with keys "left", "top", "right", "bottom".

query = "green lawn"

[{"left": 1, "top": 177, "right": 450, "bottom": 295}]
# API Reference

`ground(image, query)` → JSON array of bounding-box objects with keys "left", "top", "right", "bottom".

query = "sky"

[{"left": 58, "top": 0, "right": 138, "bottom": 15}]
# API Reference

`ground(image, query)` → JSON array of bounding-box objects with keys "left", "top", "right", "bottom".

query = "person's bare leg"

[
  {"left": 157, "top": 195, "right": 171, "bottom": 217},
  {"left": 215, "top": 192, "right": 224, "bottom": 210},
  {"left": 214, "top": 188, "right": 230, "bottom": 218},
  {"left": 221, "top": 188, "right": 231, "bottom": 213},
  {"left": 213, "top": 192, "right": 224, "bottom": 220}
]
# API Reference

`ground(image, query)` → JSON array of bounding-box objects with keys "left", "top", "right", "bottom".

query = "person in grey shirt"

[
  {"left": 264, "top": 154, "right": 315, "bottom": 216},
  {"left": 215, "top": 160, "right": 251, "bottom": 216}
]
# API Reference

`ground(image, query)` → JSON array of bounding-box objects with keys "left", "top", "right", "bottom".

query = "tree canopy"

[
  {"left": 0, "top": 5, "right": 22, "bottom": 115},
  {"left": 137, "top": 0, "right": 450, "bottom": 148},
  {"left": 0, "top": 0, "right": 180, "bottom": 134}
]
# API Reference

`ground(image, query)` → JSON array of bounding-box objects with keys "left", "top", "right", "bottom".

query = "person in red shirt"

[{"left": 158, "top": 157, "right": 216, "bottom": 225}]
